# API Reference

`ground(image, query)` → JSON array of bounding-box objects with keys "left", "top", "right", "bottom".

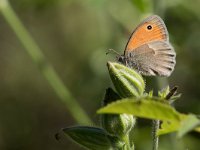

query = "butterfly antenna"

[{"left": 106, "top": 49, "right": 121, "bottom": 56}]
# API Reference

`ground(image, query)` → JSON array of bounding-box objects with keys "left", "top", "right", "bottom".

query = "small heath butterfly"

[{"left": 118, "top": 15, "right": 176, "bottom": 76}]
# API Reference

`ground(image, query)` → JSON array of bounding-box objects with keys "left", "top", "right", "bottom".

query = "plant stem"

[
  {"left": 0, "top": 0, "right": 92, "bottom": 124},
  {"left": 152, "top": 120, "right": 160, "bottom": 150},
  {"left": 123, "top": 134, "right": 132, "bottom": 150}
]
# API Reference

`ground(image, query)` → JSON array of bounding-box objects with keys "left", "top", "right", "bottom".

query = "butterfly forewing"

[{"left": 125, "top": 15, "right": 168, "bottom": 54}]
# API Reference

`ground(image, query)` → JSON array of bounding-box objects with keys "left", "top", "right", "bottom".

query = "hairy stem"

[
  {"left": 122, "top": 134, "right": 132, "bottom": 150},
  {"left": 152, "top": 120, "right": 160, "bottom": 150}
]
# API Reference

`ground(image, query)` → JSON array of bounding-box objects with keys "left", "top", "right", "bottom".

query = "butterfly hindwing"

[{"left": 126, "top": 41, "right": 176, "bottom": 76}]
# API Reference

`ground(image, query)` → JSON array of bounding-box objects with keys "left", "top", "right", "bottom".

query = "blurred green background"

[{"left": 0, "top": 0, "right": 200, "bottom": 149}]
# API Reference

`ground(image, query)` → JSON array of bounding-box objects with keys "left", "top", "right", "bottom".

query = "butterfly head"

[
  {"left": 117, "top": 55, "right": 126, "bottom": 65},
  {"left": 107, "top": 49, "right": 126, "bottom": 64}
]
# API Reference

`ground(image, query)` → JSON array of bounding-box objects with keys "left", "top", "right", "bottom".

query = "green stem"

[
  {"left": 122, "top": 134, "right": 132, "bottom": 150},
  {"left": 0, "top": 0, "right": 92, "bottom": 124},
  {"left": 152, "top": 120, "right": 160, "bottom": 150}
]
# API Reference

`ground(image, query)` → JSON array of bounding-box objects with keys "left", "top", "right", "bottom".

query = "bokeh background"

[{"left": 0, "top": 0, "right": 200, "bottom": 149}]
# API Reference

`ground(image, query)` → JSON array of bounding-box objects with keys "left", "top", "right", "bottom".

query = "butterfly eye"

[{"left": 147, "top": 25, "right": 152, "bottom": 30}]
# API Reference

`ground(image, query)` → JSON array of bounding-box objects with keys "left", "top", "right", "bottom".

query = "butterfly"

[{"left": 117, "top": 15, "right": 176, "bottom": 77}]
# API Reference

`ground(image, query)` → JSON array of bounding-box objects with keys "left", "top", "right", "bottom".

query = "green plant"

[{"left": 59, "top": 62, "right": 200, "bottom": 150}]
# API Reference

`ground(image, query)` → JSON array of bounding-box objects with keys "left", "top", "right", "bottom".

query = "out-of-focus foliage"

[{"left": 0, "top": 0, "right": 200, "bottom": 150}]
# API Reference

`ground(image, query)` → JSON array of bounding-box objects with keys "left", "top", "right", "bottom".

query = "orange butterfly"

[{"left": 118, "top": 15, "right": 176, "bottom": 76}]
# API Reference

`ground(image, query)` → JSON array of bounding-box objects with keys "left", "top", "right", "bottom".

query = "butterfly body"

[{"left": 118, "top": 15, "right": 176, "bottom": 77}]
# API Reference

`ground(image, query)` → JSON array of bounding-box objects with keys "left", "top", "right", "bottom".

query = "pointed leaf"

[
  {"left": 158, "top": 114, "right": 200, "bottom": 136},
  {"left": 63, "top": 126, "right": 112, "bottom": 150},
  {"left": 148, "top": 90, "right": 153, "bottom": 97},
  {"left": 158, "top": 86, "right": 170, "bottom": 98},
  {"left": 98, "top": 97, "right": 180, "bottom": 122},
  {"left": 177, "top": 114, "right": 200, "bottom": 138}
]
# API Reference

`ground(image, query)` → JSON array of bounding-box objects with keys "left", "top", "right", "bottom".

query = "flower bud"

[
  {"left": 102, "top": 113, "right": 136, "bottom": 137},
  {"left": 107, "top": 62, "right": 145, "bottom": 98},
  {"left": 101, "top": 88, "right": 136, "bottom": 137}
]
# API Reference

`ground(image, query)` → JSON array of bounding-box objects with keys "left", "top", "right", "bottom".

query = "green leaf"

[
  {"left": 158, "top": 86, "right": 170, "bottom": 98},
  {"left": 107, "top": 62, "right": 145, "bottom": 98},
  {"left": 98, "top": 97, "right": 180, "bottom": 122},
  {"left": 158, "top": 114, "right": 200, "bottom": 136},
  {"left": 168, "top": 93, "right": 181, "bottom": 103},
  {"left": 177, "top": 114, "right": 200, "bottom": 138},
  {"left": 148, "top": 90, "right": 153, "bottom": 97},
  {"left": 63, "top": 126, "right": 113, "bottom": 150},
  {"left": 158, "top": 120, "right": 180, "bottom": 135}
]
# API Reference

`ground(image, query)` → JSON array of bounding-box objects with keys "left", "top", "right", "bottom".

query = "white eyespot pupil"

[{"left": 147, "top": 25, "right": 152, "bottom": 30}]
